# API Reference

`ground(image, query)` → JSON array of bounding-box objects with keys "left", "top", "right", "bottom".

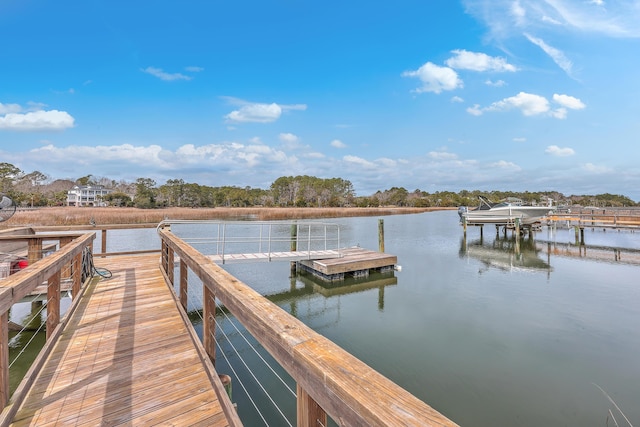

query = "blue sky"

[{"left": 1, "top": 0, "right": 640, "bottom": 200}]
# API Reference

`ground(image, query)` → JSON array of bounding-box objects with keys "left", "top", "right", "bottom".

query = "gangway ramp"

[{"left": 205, "top": 249, "right": 342, "bottom": 264}]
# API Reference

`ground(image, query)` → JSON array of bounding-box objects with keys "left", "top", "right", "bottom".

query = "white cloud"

[
  {"left": 513, "top": 137, "right": 527, "bottom": 142},
  {"left": 279, "top": 133, "right": 305, "bottom": 150},
  {"left": 469, "top": 92, "right": 583, "bottom": 118},
  {"left": 331, "top": 139, "right": 347, "bottom": 148},
  {"left": 490, "top": 160, "right": 521, "bottom": 170},
  {"left": 545, "top": 145, "right": 575, "bottom": 156},
  {"left": 142, "top": 66, "right": 192, "bottom": 81},
  {"left": 343, "top": 155, "right": 375, "bottom": 168},
  {"left": 583, "top": 162, "right": 611, "bottom": 173},
  {"left": 31, "top": 143, "right": 166, "bottom": 167},
  {"left": 485, "top": 79, "right": 506, "bottom": 87},
  {"left": 524, "top": 33, "right": 574, "bottom": 77},
  {"left": 451, "top": 96, "right": 465, "bottom": 103},
  {"left": 463, "top": 0, "right": 640, "bottom": 38},
  {"left": 542, "top": 15, "right": 562, "bottom": 25},
  {"left": 467, "top": 104, "right": 483, "bottom": 116},
  {"left": 224, "top": 98, "right": 307, "bottom": 123},
  {"left": 402, "top": 62, "right": 463, "bottom": 94},
  {"left": 553, "top": 94, "right": 585, "bottom": 110},
  {"left": 225, "top": 103, "right": 282, "bottom": 123},
  {"left": 0, "top": 103, "right": 22, "bottom": 114},
  {"left": 445, "top": 49, "right": 517, "bottom": 72},
  {"left": 550, "top": 108, "right": 567, "bottom": 119},
  {"left": 0, "top": 110, "right": 75, "bottom": 131},
  {"left": 428, "top": 151, "right": 458, "bottom": 160},
  {"left": 486, "top": 92, "right": 550, "bottom": 116},
  {"left": 378, "top": 158, "right": 397, "bottom": 167},
  {"left": 279, "top": 133, "right": 298, "bottom": 143}
]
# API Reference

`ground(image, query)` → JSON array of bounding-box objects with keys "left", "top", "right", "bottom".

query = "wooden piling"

[
  {"left": 378, "top": 219, "right": 385, "bottom": 253},
  {"left": 290, "top": 223, "right": 298, "bottom": 275}
]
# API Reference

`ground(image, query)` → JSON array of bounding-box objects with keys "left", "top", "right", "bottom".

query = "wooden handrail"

[
  {"left": 0, "top": 232, "right": 95, "bottom": 413},
  {"left": 158, "top": 227, "right": 458, "bottom": 426}
]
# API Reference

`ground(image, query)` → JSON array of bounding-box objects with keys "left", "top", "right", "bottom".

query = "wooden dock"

[
  {"left": 5, "top": 254, "right": 239, "bottom": 426},
  {"left": 296, "top": 247, "right": 397, "bottom": 281},
  {"left": 1, "top": 225, "right": 458, "bottom": 427}
]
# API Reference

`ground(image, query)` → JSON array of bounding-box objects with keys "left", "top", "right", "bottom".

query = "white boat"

[{"left": 458, "top": 196, "right": 555, "bottom": 225}]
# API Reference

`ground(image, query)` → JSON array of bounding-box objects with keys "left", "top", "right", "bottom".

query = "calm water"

[
  {"left": 10, "top": 212, "right": 640, "bottom": 426},
  {"left": 176, "top": 211, "right": 640, "bottom": 427}
]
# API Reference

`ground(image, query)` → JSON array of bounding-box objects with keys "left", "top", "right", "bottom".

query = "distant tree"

[
  {"left": 0, "top": 162, "right": 22, "bottom": 193},
  {"left": 134, "top": 178, "right": 157, "bottom": 208},
  {"left": 103, "top": 192, "right": 133, "bottom": 207},
  {"left": 76, "top": 175, "right": 96, "bottom": 186}
]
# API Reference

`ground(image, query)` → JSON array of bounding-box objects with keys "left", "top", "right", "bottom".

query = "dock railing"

[
  {"left": 0, "top": 229, "right": 95, "bottom": 417},
  {"left": 158, "top": 224, "right": 458, "bottom": 426},
  {"left": 157, "top": 220, "right": 342, "bottom": 263}
]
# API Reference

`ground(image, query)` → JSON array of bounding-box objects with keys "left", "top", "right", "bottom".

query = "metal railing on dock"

[{"left": 157, "top": 220, "right": 342, "bottom": 263}]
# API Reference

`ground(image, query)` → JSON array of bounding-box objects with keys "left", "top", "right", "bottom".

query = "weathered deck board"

[{"left": 8, "top": 254, "right": 237, "bottom": 426}]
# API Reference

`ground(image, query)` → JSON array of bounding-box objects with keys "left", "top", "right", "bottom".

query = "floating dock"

[{"left": 295, "top": 247, "right": 397, "bottom": 281}]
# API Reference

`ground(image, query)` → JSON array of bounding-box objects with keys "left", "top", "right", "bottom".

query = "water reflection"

[
  {"left": 282, "top": 271, "right": 396, "bottom": 312},
  {"left": 460, "top": 235, "right": 552, "bottom": 273}
]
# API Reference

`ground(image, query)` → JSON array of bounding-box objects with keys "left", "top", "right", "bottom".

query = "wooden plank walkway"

[{"left": 8, "top": 254, "right": 237, "bottom": 426}]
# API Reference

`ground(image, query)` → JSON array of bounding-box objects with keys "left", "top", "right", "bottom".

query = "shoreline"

[{"left": 3, "top": 206, "right": 455, "bottom": 228}]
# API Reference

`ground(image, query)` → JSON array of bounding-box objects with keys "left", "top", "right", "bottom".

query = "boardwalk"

[{"left": 8, "top": 254, "right": 237, "bottom": 426}]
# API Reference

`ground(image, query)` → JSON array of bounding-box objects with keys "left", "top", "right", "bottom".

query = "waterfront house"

[{"left": 66, "top": 185, "right": 113, "bottom": 207}]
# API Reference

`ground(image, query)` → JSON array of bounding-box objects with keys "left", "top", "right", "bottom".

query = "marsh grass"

[{"left": 2, "top": 206, "right": 449, "bottom": 228}]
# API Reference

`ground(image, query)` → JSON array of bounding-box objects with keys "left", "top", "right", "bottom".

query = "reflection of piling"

[
  {"left": 219, "top": 374, "right": 232, "bottom": 401},
  {"left": 574, "top": 226, "right": 585, "bottom": 245}
]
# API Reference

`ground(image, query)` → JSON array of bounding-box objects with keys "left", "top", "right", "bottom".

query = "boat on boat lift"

[{"left": 458, "top": 196, "right": 556, "bottom": 226}]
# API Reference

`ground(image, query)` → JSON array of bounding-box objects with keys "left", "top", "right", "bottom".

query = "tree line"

[{"left": 1, "top": 162, "right": 637, "bottom": 209}]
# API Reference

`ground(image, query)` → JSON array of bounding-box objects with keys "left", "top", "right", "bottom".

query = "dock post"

[
  {"left": 290, "top": 223, "right": 297, "bottom": 275},
  {"left": 463, "top": 217, "right": 467, "bottom": 236},
  {"left": 378, "top": 219, "right": 385, "bottom": 253},
  {"left": 479, "top": 224, "right": 483, "bottom": 239},
  {"left": 297, "top": 384, "right": 327, "bottom": 427},
  {"left": 101, "top": 229, "right": 107, "bottom": 256},
  {"left": 580, "top": 227, "right": 585, "bottom": 245},
  {"left": 203, "top": 285, "right": 216, "bottom": 366},
  {"left": 0, "top": 312, "right": 8, "bottom": 410},
  {"left": 574, "top": 225, "right": 580, "bottom": 245},
  {"left": 514, "top": 218, "right": 521, "bottom": 253}
]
